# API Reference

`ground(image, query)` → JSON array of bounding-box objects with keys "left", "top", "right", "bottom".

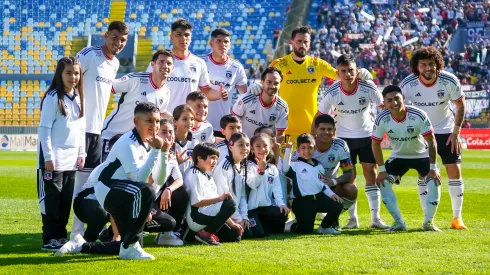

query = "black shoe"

[
  {"left": 42, "top": 239, "right": 62, "bottom": 252},
  {"left": 195, "top": 230, "right": 221, "bottom": 246},
  {"left": 59, "top": 238, "right": 69, "bottom": 245}
]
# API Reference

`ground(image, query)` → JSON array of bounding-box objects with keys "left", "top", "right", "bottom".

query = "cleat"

[
  {"left": 41, "top": 239, "right": 62, "bottom": 252},
  {"left": 284, "top": 219, "right": 297, "bottom": 233},
  {"left": 317, "top": 226, "right": 341, "bottom": 235},
  {"left": 421, "top": 221, "right": 442, "bottom": 232},
  {"left": 119, "top": 242, "right": 155, "bottom": 260},
  {"left": 385, "top": 221, "right": 407, "bottom": 232},
  {"left": 343, "top": 218, "right": 359, "bottom": 229},
  {"left": 451, "top": 218, "right": 467, "bottom": 230},
  {"left": 157, "top": 232, "right": 184, "bottom": 246},
  {"left": 195, "top": 230, "right": 221, "bottom": 246},
  {"left": 370, "top": 219, "right": 390, "bottom": 229},
  {"left": 55, "top": 234, "right": 86, "bottom": 256},
  {"left": 315, "top": 213, "right": 326, "bottom": 220},
  {"left": 333, "top": 225, "right": 342, "bottom": 232}
]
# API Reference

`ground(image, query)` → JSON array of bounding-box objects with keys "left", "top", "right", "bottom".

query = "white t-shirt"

[
  {"left": 371, "top": 107, "right": 433, "bottom": 159},
  {"left": 101, "top": 72, "right": 170, "bottom": 140},
  {"left": 246, "top": 161, "right": 285, "bottom": 210},
  {"left": 38, "top": 89, "right": 86, "bottom": 170},
  {"left": 146, "top": 52, "right": 211, "bottom": 113},
  {"left": 77, "top": 46, "right": 120, "bottom": 134},
  {"left": 174, "top": 132, "right": 200, "bottom": 175},
  {"left": 318, "top": 79, "right": 383, "bottom": 138},
  {"left": 151, "top": 153, "right": 182, "bottom": 194},
  {"left": 202, "top": 54, "right": 247, "bottom": 130},
  {"left": 185, "top": 166, "right": 220, "bottom": 206},
  {"left": 401, "top": 71, "right": 464, "bottom": 134},
  {"left": 232, "top": 93, "right": 289, "bottom": 138},
  {"left": 191, "top": 121, "right": 215, "bottom": 144}
]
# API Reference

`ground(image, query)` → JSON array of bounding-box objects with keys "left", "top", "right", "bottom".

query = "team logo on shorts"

[
  {"left": 407, "top": 126, "right": 415, "bottom": 134},
  {"left": 307, "top": 66, "right": 315, "bottom": 74},
  {"left": 249, "top": 218, "right": 257, "bottom": 227},
  {"left": 267, "top": 175, "right": 274, "bottom": 184},
  {"left": 225, "top": 71, "right": 233, "bottom": 79},
  {"left": 328, "top": 155, "right": 335, "bottom": 163},
  {"left": 43, "top": 171, "right": 52, "bottom": 181},
  {"left": 269, "top": 114, "right": 277, "bottom": 122},
  {"left": 201, "top": 134, "right": 206, "bottom": 141},
  {"left": 359, "top": 97, "right": 366, "bottom": 105},
  {"left": 437, "top": 90, "right": 445, "bottom": 99},
  {"left": 189, "top": 65, "right": 197, "bottom": 73}
]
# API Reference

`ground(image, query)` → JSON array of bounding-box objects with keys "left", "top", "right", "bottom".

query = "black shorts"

[
  {"left": 341, "top": 137, "right": 376, "bottom": 164},
  {"left": 385, "top": 157, "right": 430, "bottom": 179},
  {"left": 435, "top": 133, "right": 462, "bottom": 164},
  {"left": 213, "top": 130, "right": 225, "bottom": 139},
  {"left": 84, "top": 133, "right": 102, "bottom": 169}
]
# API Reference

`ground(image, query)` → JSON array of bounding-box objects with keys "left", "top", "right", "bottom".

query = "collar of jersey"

[
  {"left": 418, "top": 73, "right": 437, "bottom": 88},
  {"left": 209, "top": 53, "right": 229, "bottom": 66},
  {"left": 259, "top": 94, "right": 277, "bottom": 108},
  {"left": 191, "top": 165, "right": 211, "bottom": 179},
  {"left": 174, "top": 131, "right": 193, "bottom": 147},
  {"left": 149, "top": 73, "right": 165, "bottom": 89},
  {"left": 391, "top": 107, "right": 408, "bottom": 123},
  {"left": 340, "top": 80, "right": 359, "bottom": 96},
  {"left": 100, "top": 46, "right": 114, "bottom": 61},
  {"left": 297, "top": 157, "right": 320, "bottom": 167},
  {"left": 174, "top": 51, "right": 191, "bottom": 60},
  {"left": 132, "top": 128, "right": 151, "bottom": 152},
  {"left": 316, "top": 139, "right": 335, "bottom": 153}
]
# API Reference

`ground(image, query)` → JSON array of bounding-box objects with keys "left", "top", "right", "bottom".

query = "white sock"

[
  {"left": 348, "top": 201, "right": 358, "bottom": 220},
  {"left": 417, "top": 178, "right": 428, "bottom": 216},
  {"left": 379, "top": 177, "right": 404, "bottom": 224},
  {"left": 448, "top": 179, "right": 464, "bottom": 219},
  {"left": 365, "top": 184, "right": 381, "bottom": 222},
  {"left": 424, "top": 178, "right": 441, "bottom": 224},
  {"left": 71, "top": 170, "right": 91, "bottom": 238},
  {"left": 341, "top": 198, "right": 356, "bottom": 216}
]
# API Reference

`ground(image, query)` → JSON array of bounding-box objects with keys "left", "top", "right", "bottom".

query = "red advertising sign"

[{"left": 460, "top": 128, "right": 490, "bottom": 149}]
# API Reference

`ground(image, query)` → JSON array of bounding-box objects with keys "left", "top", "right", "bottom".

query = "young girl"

[
  {"left": 172, "top": 104, "right": 200, "bottom": 175},
  {"left": 246, "top": 133, "right": 289, "bottom": 238},
  {"left": 213, "top": 133, "right": 250, "bottom": 241},
  {"left": 37, "top": 57, "right": 86, "bottom": 251}
]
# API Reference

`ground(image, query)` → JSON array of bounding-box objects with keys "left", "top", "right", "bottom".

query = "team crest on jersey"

[
  {"left": 43, "top": 171, "right": 52, "bottom": 181},
  {"left": 267, "top": 175, "right": 274, "bottom": 184},
  {"left": 189, "top": 65, "right": 197, "bottom": 73},
  {"left": 225, "top": 71, "right": 233, "bottom": 79},
  {"left": 159, "top": 98, "right": 164, "bottom": 105},
  {"left": 328, "top": 155, "right": 335, "bottom": 163},
  {"left": 359, "top": 97, "right": 366, "bottom": 105},
  {"left": 201, "top": 134, "right": 206, "bottom": 141},
  {"left": 437, "top": 90, "right": 445, "bottom": 99},
  {"left": 307, "top": 66, "right": 315, "bottom": 74},
  {"left": 407, "top": 126, "right": 415, "bottom": 134},
  {"left": 121, "top": 76, "right": 127, "bottom": 81},
  {"left": 186, "top": 150, "right": 193, "bottom": 156},
  {"left": 269, "top": 114, "right": 277, "bottom": 122}
]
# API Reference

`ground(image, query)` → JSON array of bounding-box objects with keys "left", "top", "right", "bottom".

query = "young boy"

[
  {"left": 215, "top": 114, "right": 242, "bottom": 163},
  {"left": 183, "top": 143, "right": 243, "bottom": 245},
  {"left": 283, "top": 134, "right": 344, "bottom": 235},
  {"left": 186, "top": 92, "right": 215, "bottom": 144}
]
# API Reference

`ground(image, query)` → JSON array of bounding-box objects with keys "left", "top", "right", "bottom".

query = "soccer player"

[
  {"left": 100, "top": 50, "right": 173, "bottom": 162},
  {"left": 372, "top": 85, "right": 442, "bottom": 232},
  {"left": 215, "top": 114, "right": 242, "bottom": 163},
  {"left": 202, "top": 28, "right": 248, "bottom": 137},
  {"left": 186, "top": 92, "right": 215, "bottom": 143},
  {"left": 147, "top": 18, "right": 227, "bottom": 112},
  {"left": 400, "top": 46, "right": 467, "bottom": 230},
  {"left": 37, "top": 57, "right": 86, "bottom": 251},
  {"left": 315, "top": 54, "right": 386, "bottom": 229},
  {"left": 232, "top": 67, "right": 289, "bottom": 141},
  {"left": 73, "top": 21, "right": 129, "bottom": 237}
]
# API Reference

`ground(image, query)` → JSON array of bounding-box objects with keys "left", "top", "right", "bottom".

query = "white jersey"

[
  {"left": 151, "top": 153, "right": 182, "bottom": 194},
  {"left": 202, "top": 54, "right": 247, "bottom": 130},
  {"left": 284, "top": 157, "right": 334, "bottom": 198},
  {"left": 146, "top": 52, "right": 211, "bottom": 112},
  {"left": 372, "top": 107, "right": 433, "bottom": 159},
  {"left": 174, "top": 132, "right": 200, "bottom": 175},
  {"left": 101, "top": 72, "right": 170, "bottom": 140},
  {"left": 246, "top": 161, "right": 285, "bottom": 210},
  {"left": 232, "top": 93, "right": 289, "bottom": 138},
  {"left": 37, "top": 89, "right": 86, "bottom": 171},
  {"left": 400, "top": 71, "right": 464, "bottom": 134},
  {"left": 318, "top": 80, "right": 382, "bottom": 138},
  {"left": 213, "top": 158, "right": 248, "bottom": 222},
  {"left": 215, "top": 140, "right": 229, "bottom": 164},
  {"left": 77, "top": 46, "right": 120, "bottom": 134},
  {"left": 191, "top": 121, "right": 215, "bottom": 144},
  {"left": 185, "top": 166, "right": 220, "bottom": 206}
]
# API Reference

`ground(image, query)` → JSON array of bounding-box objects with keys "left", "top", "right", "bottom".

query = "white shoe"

[
  {"left": 119, "top": 242, "right": 155, "bottom": 260},
  {"left": 343, "top": 218, "right": 359, "bottom": 229},
  {"left": 386, "top": 221, "right": 407, "bottom": 232},
  {"left": 370, "top": 219, "right": 390, "bottom": 229},
  {"left": 157, "top": 232, "right": 184, "bottom": 246},
  {"left": 284, "top": 219, "right": 297, "bottom": 233},
  {"left": 315, "top": 213, "right": 326, "bottom": 220},
  {"left": 55, "top": 234, "right": 86, "bottom": 256},
  {"left": 317, "top": 226, "right": 341, "bottom": 235},
  {"left": 421, "top": 221, "right": 442, "bottom": 232}
]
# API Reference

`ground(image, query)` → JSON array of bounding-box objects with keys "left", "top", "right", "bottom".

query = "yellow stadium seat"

[
  {"left": 12, "top": 121, "right": 20, "bottom": 126},
  {"left": 27, "top": 91, "right": 33, "bottom": 97},
  {"left": 247, "top": 26, "right": 252, "bottom": 30},
  {"left": 157, "top": 45, "right": 164, "bottom": 50},
  {"left": 249, "top": 35, "right": 255, "bottom": 40},
  {"left": 9, "top": 17, "right": 16, "bottom": 23},
  {"left": 5, "top": 109, "right": 12, "bottom": 115},
  {"left": 3, "top": 30, "right": 9, "bottom": 36},
  {"left": 160, "top": 13, "right": 167, "bottom": 19},
  {"left": 66, "top": 27, "right": 72, "bottom": 32},
  {"left": 103, "top": 18, "right": 109, "bottom": 23},
  {"left": 34, "top": 109, "right": 40, "bottom": 115},
  {"left": 225, "top": 21, "right": 230, "bottom": 27},
  {"left": 15, "top": 35, "right": 20, "bottom": 41},
  {"left": 35, "top": 70, "right": 41, "bottom": 74},
  {"left": 20, "top": 121, "right": 27, "bottom": 126},
  {"left": 204, "top": 26, "right": 211, "bottom": 31},
  {"left": 55, "top": 22, "right": 62, "bottom": 27},
  {"left": 248, "top": 8, "right": 254, "bottom": 13},
  {"left": 14, "top": 45, "right": 20, "bottom": 51},
  {"left": 253, "top": 58, "right": 259, "bottom": 63},
  {"left": 236, "top": 39, "right": 242, "bottom": 45},
  {"left": 196, "top": 13, "right": 202, "bottom": 19},
  {"left": 130, "top": 14, "right": 137, "bottom": 19},
  {"left": 5, "top": 120, "right": 12, "bottom": 126},
  {"left": 28, "top": 36, "right": 34, "bottom": 41},
  {"left": 171, "top": 9, "right": 178, "bottom": 14},
  {"left": 219, "top": 22, "right": 224, "bottom": 26},
  {"left": 152, "top": 26, "right": 158, "bottom": 32},
  {"left": 39, "top": 22, "right": 45, "bottom": 27},
  {"left": 14, "top": 60, "right": 20, "bottom": 65},
  {"left": 246, "top": 59, "right": 253, "bottom": 64},
  {"left": 96, "top": 22, "right": 102, "bottom": 28},
  {"left": 140, "top": 26, "right": 147, "bottom": 32},
  {"left": 269, "top": 12, "right": 275, "bottom": 17}
]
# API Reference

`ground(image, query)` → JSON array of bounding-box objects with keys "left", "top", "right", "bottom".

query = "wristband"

[
  {"left": 165, "top": 187, "right": 172, "bottom": 197},
  {"left": 379, "top": 165, "right": 386, "bottom": 173},
  {"left": 331, "top": 178, "right": 338, "bottom": 186},
  {"left": 430, "top": 163, "right": 438, "bottom": 170},
  {"left": 257, "top": 168, "right": 265, "bottom": 175},
  {"left": 453, "top": 126, "right": 461, "bottom": 134}
]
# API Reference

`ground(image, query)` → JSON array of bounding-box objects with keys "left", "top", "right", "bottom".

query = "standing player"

[
  {"left": 315, "top": 54, "right": 387, "bottom": 229},
  {"left": 201, "top": 28, "right": 248, "bottom": 137},
  {"left": 100, "top": 50, "right": 173, "bottom": 162},
  {"left": 147, "top": 19, "right": 227, "bottom": 112},
  {"left": 372, "top": 85, "right": 442, "bottom": 232},
  {"left": 401, "top": 46, "right": 467, "bottom": 229},
  {"left": 73, "top": 21, "right": 129, "bottom": 237},
  {"left": 232, "top": 67, "right": 289, "bottom": 141}
]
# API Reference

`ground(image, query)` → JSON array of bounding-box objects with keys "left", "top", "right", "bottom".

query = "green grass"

[{"left": 1, "top": 151, "right": 490, "bottom": 274}]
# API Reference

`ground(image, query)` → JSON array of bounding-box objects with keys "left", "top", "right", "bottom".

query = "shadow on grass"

[{"left": 0, "top": 254, "right": 115, "bottom": 267}]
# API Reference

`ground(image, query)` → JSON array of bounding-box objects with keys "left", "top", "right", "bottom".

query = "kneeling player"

[{"left": 371, "top": 85, "right": 442, "bottom": 232}]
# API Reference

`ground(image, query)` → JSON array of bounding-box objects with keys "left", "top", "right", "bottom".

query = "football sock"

[
  {"left": 379, "top": 177, "right": 404, "bottom": 224},
  {"left": 341, "top": 197, "right": 356, "bottom": 215},
  {"left": 365, "top": 184, "right": 381, "bottom": 222},
  {"left": 424, "top": 178, "right": 441, "bottom": 224},
  {"left": 448, "top": 179, "right": 464, "bottom": 219},
  {"left": 348, "top": 200, "right": 358, "bottom": 219},
  {"left": 417, "top": 178, "right": 428, "bottom": 216}
]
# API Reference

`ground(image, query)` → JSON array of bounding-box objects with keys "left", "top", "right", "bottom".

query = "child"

[
  {"left": 213, "top": 133, "right": 250, "bottom": 240},
  {"left": 282, "top": 134, "right": 344, "bottom": 235},
  {"left": 37, "top": 57, "right": 86, "bottom": 251},
  {"left": 215, "top": 114, "right": 242, "bottom": 163},
  {"left": 173, "top": 104, "right": 200, "bottom": 175},
  {"left": 183, "top": 143, "right": 243, "bottom": 245},
  {"left": 246, "top": 133, "right": 289, "bottom": 238},
  {"left": 186, "top": 92, "right": 215, "bottom": 144}
]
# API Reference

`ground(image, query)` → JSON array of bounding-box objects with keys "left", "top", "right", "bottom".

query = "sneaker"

[
  {"left": 42, "top": 239, "right": 62, "bottom": 252},
  {"left": 119, "top": 242, "right": 155, "bottom": 260},
  {"left": 284, "top": 219, "right": 297, "bottom": 233},
  {"left": 343, "top": 218, "right": 359, "bottom": 229},
  {"left": 315, "top": 213, "right": 326, "bottom": 220},
  {"left": 370, "top": 219, "right": 390, "bottom": 229},
  {"left": 55, "top": 234, "right": 86, "bottom": 256},
  {"left": 157, "top": 232, "right": 184, "bottom": 246},
  {"left": 317, "top": 226, "right": 341, "bottom": 235},
  {"left": 421, "top": 221, "right": 442, "bottom": 232},
  {"left": 59, "top": 238, "right": 69, "bottom": 245},
  {"left": 451, "top": 217, "right": 467, "bottom": 230},
  {"left": 195, "top": 230, "right": 221, "bottom": 246},
  {"left": 385, "top": 221, "right": 407, "bottom": 232}
]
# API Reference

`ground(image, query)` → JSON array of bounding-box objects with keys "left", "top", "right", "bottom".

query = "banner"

[
  {"left": 0, "top": 134, "right": 38, "bottom": 151},
  {"left": 371, "top": 0, "right": 389, "bottom": 4},
  {"left": 460, "top": 128, "right": 490, "bottom": 149}
]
